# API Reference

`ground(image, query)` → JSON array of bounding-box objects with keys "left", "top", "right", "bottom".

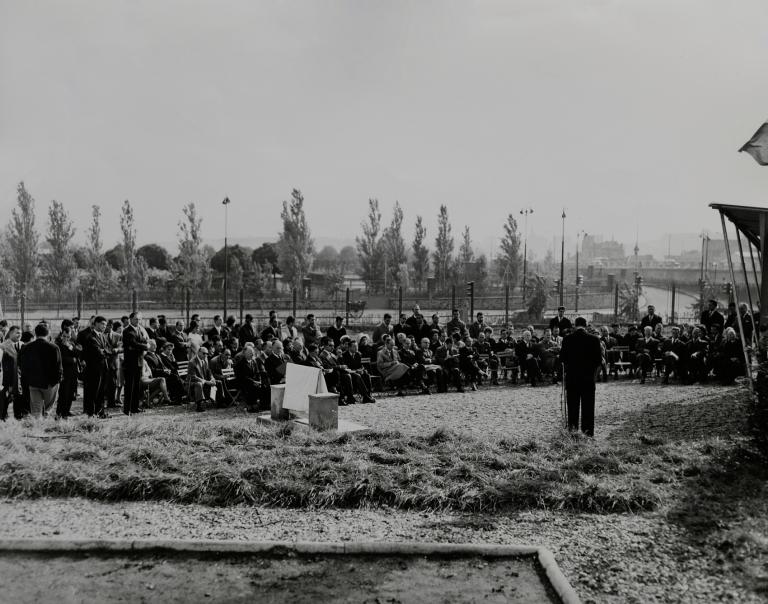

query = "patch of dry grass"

[{"left": 0, "top": 413, "right": 750, "bottom": 515}]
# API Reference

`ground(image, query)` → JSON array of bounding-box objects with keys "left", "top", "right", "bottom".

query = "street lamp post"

[
  {"left": 575, "top": 230, "right": 586, "bottom": 313},
  {"left": 520, "top": 208, "right": 533, "bottom": 302},
  {"left": 559, "top": 210, "right": 566, "bottom": 306},
  {"left": 222, "top": 197, "right": 231, "bottom": 319}
]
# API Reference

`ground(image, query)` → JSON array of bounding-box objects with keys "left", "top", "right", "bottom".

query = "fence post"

[
  {"left": 185, "top": 288, "right": 191, "bottom": 324},
  {"left": 19, "top": 292, "right": 25, "bottom": 328},
  {"left": 398, "top": 286, "right": 403, "bottom": 318},
  {"left": 505, "top": 285, "right": 509, "bottom": 327},
  {"left": 451, "top": 285, "right": 456, "bottom": 310},
  {"left": 239, "top": 288, "right": 244, "bottom": 324},
  {"left": 345, "top": 288, "right": 350, "bottom": 327},
  {"left": 131, "top": 289, "right": 138, "bottom": 314},
  {"left": 76, "top": 290, "right": 83, "bottom": 318},
  {"left": 292, "top": 288, "right": 297, "bottom": 320},
  {"left": 614, "top": 283, "right": 619, "bottom": 322}
]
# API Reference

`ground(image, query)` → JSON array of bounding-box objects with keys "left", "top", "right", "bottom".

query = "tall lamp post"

[
  {"left": 520, "top": 207, "right": 533, "bottom": 301},
  {"left": 559, "top": 210, "right": 566, "bottom": 306},
  {"left": 575, "top": 230, "right": 586, "bottom": 313},
  {"left": 222, "top": 197, "right": 231, "bottom": 319}
]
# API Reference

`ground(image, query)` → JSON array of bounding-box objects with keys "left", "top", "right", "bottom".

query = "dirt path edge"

[{"left": 0, "top": 538, "right": 580, "bottom": 603}]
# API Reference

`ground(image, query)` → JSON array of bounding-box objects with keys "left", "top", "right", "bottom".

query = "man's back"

[
  {"left": 19, "top": 339, "right": 62, "bottom": 388},
  {"left": 559, "top": 329, "right": 601, "bottom": 382}
]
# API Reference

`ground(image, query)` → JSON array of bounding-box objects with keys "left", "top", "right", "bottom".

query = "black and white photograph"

[{"left": 2, "top": 1, "right": 768, "bottom": 602}]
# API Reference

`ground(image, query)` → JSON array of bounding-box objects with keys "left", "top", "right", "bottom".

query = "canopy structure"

[{"left": 709, "top": 202, "right": 768, "bottom": 387}]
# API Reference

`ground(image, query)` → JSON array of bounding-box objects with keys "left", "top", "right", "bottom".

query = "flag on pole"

[{"left": 739, "top": 121, "right": 768, "bottom": 165}]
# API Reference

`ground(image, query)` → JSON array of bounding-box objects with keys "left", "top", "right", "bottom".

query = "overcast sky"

[{"left": 2, "top": 0, "right": 767, "bottom": 257}]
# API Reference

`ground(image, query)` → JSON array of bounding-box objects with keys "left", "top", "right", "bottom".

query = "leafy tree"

[
  {"left": 276, "top": 189, "right": 315, "bottom": 290},
  {"left": 209, "top": 244, "right": 252, "bottom": 273},
  {"left": 137, "top": 243, "right": 172, "bottom": 270},
  {"left": 497, "top": 213, "right": 521, "bottom": 288},
  {"left": 356, "top": 198, "right": 384, "bottom": 293},
  {"left": 174, "top": 202, "right": 211, "bottom": 290},
  {"left": 252, "top": 242, "right": 279, "bottom": 271},
  {"left": 432, "top": 205, "right": 454, "bottom": 291},
  {"left": 4, "top": 181, "right": 39, "bottom": 293},
  {"left": 458, "top": 226, "right": 474, "bottom": 263},
  {"left": 83, "top": 205, "right": 113, "bottom": 296},
  {"left": 412, "top": 215, "right": 429, "bottom": 291},
  {"left": 104, "top": 244, "right": 124, "bottom": 270},
  {"left": 338, "top": 245, "right": 358, "bottom": 274},
  {"left": 381, "top": 201, "right": 407, "bottom": 292},
  {"left": 119, "top": 200, "right": 139, "bottom": 289},
  {"left": 526, "top": 274, "right": 548, "bottom": 320},
  {"left": 324, "top": 264, "right": 345, "bottom": 301},
  {"left": 228, "top": 256, "right": 244, "bottom": 291},
  {"left": 42, "top": 200, "right": 76, "bottom": 311},
  {"left": 314, "top": 245, "right": 339, "bottom": 272},
  {"left": 72, "top": 246, "right": 89, "bottom": 270}
]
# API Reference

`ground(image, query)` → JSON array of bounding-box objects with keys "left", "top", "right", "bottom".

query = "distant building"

[{"left": 581, "top": 235, "right": 625, "bottom": 263}]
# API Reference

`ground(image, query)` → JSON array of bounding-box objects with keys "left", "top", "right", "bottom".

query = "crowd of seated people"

[{"left": 0, "top": 298, "right": 750, "bottom": 421}]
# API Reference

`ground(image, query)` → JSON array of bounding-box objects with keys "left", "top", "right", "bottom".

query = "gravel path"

[
  {"left": 145, "top": 379, "right": 746, "bottom": 443},
  {"left": 0, "top": 379, "right": 754, "bottom": 603},
  {"left": 0, "top": 499, "right": 757, "bottom": 604}
]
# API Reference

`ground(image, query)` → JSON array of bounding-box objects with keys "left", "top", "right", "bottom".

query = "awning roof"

[{"left": 709, "top": 203, "right": 768, "bottom": 249}]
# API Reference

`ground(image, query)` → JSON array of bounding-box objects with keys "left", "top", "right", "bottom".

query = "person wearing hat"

[
  {"left": 548, "top": 306, "right": 573, "bottom": 336},
  {"left": 559, "top": 316, "right": 602, "bottom": 436}
]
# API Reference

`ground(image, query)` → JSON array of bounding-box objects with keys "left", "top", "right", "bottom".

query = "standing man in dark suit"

[
  {"left": 18, "top": 324, "right": 63, "bottom": 419},
  {"left": 122, "top": 311, "right": 149, "bottom": 415},
  {"left": 559, "top": 316, "right": 602, "bottom": 437},
  {"left": 639, "top": 305, "right": 663, "bottom": 331},
  {"left": 548, "top": 306, "right": 573, "bottom": 336},
  {"left": 700, "top": 299, "right": 725, "bottom": 334},
  {"left": 81, "top": 316, "right": 110, "bottom": 418}
]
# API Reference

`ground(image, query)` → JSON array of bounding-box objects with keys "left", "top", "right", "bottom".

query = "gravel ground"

[
  {"left": 0, "top": 499, "right": 758, "bottom": 604},
  {"left": 0, "top": 378, "right": 756, "bottom": 603}
]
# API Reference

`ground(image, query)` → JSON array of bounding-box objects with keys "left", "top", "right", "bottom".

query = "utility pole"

[
  {"left": 520, "top": 208, "right": 533, "bottom": 302},
  {"left": 559, "top": 210, "right": 566, "bottom": 306},
  {"left": 222, "top": 196, "right": 231, "bottom": 319}
]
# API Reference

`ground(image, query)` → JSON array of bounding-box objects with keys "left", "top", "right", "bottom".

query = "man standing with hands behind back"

[
  {"left": 558, "top": 316, "right": 602, "bottom": 437},
  {"left": 122, "top": 311, "right": 149, "bottom": 415}
]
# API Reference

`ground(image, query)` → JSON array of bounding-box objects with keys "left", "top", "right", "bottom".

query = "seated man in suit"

[
  {"left": 515, "top": 330, "right": 542, "bottom": 387},
  {"left": 234, "top": 345, "right": 270, "bottom": 413},
  {"left": 209, "top": 347, "right": 237, "bottom": 407},
  {"left": 634, "top": 326, "right": 660, "bottom": 384},
  {"left": 660, "top": 326, "right": 688, "bottom": 384},
  {"left": 264, "top": 340, "right": 291, "bottom": 385},
  {"left": 415, "top": 337, "right": 446, "bottom": 393},
  {"left": 140, "top": 341, "right": 173, "bottom": 407},
  {"left": 319, "top": 337, "right": 375, "bottom": 404},
  {"left": 342, "top": 339, "right": 375, "bottom": 400},
  {"left": 152, "top": 339, "right": 186, "bottom": 403},
  {"left": 188, "top": 346, "right": 215, "bottom": 412},
  {"left": 434, "top": 336, "right": 464, "bottom": 392}
]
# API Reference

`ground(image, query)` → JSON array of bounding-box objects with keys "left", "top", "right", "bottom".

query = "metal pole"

[
  {"left": 398, "top": 286, "right": 403, "bottom": 318},
  {"left": 670, "top": 282, "right": 676, "bottom": 325},
  {"left": 345, "top": 287, "right": 350, "bottom": 327},
  {"left": 76, "top": 290, "right": 83, "bottom": 318},
  {"left": 292, "top": 288, "right": 297, "bottom": 320},
  {"left": 131, "top": 289, "right": 138, "bottom": 314},
  {"left": 614, "top": 283, "right": 619, "bottom": 322},
  {"left": 239, "top": 287, "right": 244, "bottom": 324},
  {"left": 505, "top": 285, "right": 509, "bottom": 327},
  {"left": 185, "top": 288, "right": 191, "bottom": 325},
  {"left": 20, "top": 292, "right": 25, "bottom": 328},
  {"left": 719, "top": 210, "right": 753, "bottom": 388},
  {"left": 749, "top": 239, "right": 762, "bottom": 295},
  {"left": 469, "top": 282, "right": 474, "bottom": 320},
  {"left": 559, "top": 210, "right": 566, "bottom": 306},
  {"left": 451, "top": 285, "right": 456, "bottom": 310},
  {"left": 222, "top": 197, "right": 230, "bottom": 320}
]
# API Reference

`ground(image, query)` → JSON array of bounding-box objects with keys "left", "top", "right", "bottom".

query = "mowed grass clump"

[{"left": 0, "top": 415, "right": 741, "bottom": 514}]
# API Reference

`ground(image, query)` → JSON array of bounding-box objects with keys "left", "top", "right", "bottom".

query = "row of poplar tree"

[{"left": 2, "top": 183, "right": 523, "bottom": 305}]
